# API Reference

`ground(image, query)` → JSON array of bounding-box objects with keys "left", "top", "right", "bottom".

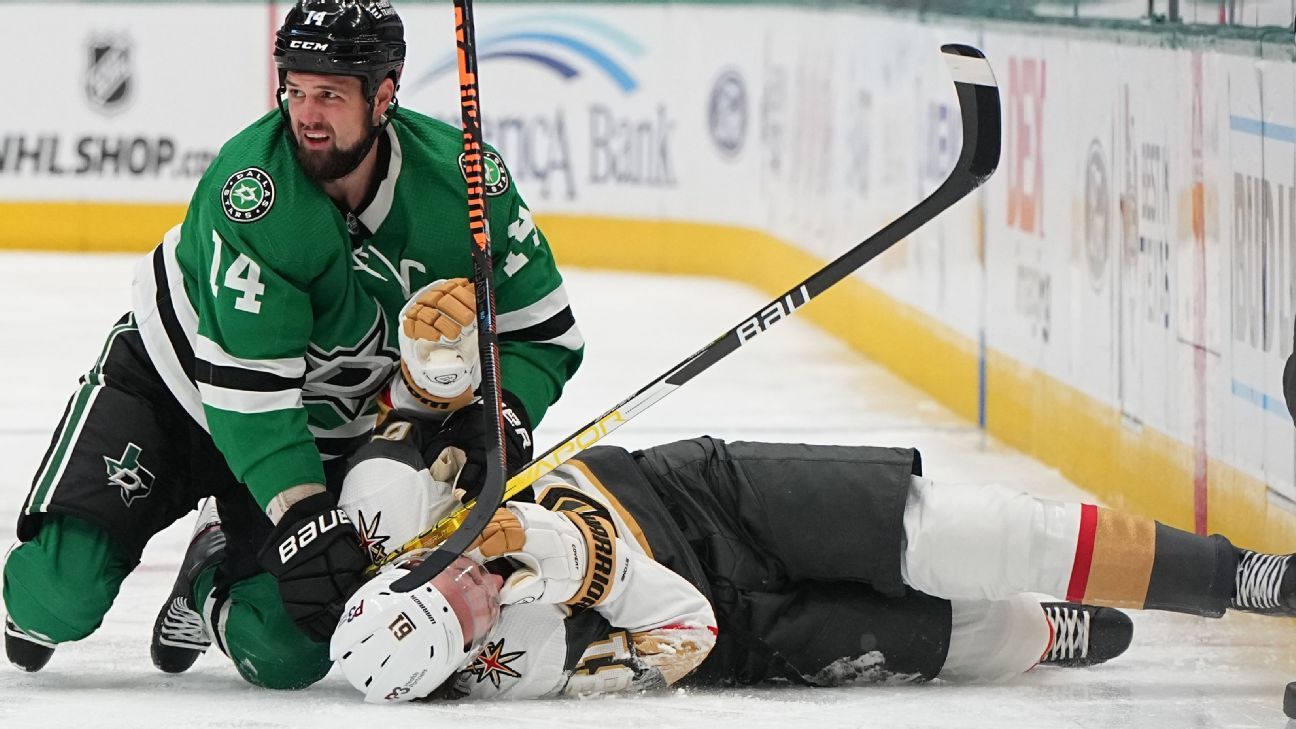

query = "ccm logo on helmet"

[
  {"left": 277, "top": 509, "right": 351, "bottom": 563},
  {"left": 288, "top": 40, "right": 330, "bottom": 51}
]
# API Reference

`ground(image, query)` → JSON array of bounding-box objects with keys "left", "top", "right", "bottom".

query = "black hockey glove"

[
  {"left": 257, "top": 492, "right": 370, "bottom": 642},
  {"left": 426, "top": 390, "right": 534, "bottom": 500}
]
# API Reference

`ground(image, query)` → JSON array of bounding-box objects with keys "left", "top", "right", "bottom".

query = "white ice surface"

[{"left": 1, "top": 252, "right": 1295, "bottom": 728}]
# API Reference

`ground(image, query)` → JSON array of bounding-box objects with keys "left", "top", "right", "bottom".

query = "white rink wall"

[{"left": 3, "top": 2, "right": 1295, "bottom": 541}]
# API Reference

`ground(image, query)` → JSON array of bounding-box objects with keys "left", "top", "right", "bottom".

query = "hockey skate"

[
  {"left": 1038, "top": 602, "right": 1133, "bottom": 668},
  {"left": 4, "top": 617, "right": 55, "bottom": 672},
  {"left": 150, "top": 497, "right": 226, "bottom": 673},
  {"left": 1230, "top": 550, "right": 1296, "bottom": 617}
]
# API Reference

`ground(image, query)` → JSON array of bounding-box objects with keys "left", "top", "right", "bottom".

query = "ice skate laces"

[
  {"left": 1233, "top": 551, "right": 1290, "bottom": 610},
  {"left": 157, "top": 596, "right": 210, "bottom": 649},
  {"left": 1044, "top": 605, "right": 1089, "bottom": 661}
]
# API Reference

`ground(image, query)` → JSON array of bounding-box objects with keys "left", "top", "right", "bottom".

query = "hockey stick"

[
  {"left": 380, "top": 43, "right": 1000, "bottom": 570},
  {"left": 391, "top": 0, "right": 505, "bottom": 592}
]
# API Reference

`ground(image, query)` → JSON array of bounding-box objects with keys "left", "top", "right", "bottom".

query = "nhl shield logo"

[{"left": 85, "top": 34, "right": 133, "bottom": 114}]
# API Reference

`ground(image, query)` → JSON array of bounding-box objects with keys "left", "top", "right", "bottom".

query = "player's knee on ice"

[
  {"left": 209, "top": 571, "right": 331, "bottom": 690},
  {"left": 2, "top": 515, "right": 131, "bottom": 643}
]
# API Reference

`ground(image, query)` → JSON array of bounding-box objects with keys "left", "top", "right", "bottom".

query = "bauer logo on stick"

[
  {"left": 736, "top": 285, "right": 810, "bottom": 344},
  {"left": 221, "top": 168, "right": 276, "bottom": 222}
]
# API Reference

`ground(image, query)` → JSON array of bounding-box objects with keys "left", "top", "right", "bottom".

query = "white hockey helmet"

[{"left": 331, "top": 554, "right": 501, "bottom": 703}]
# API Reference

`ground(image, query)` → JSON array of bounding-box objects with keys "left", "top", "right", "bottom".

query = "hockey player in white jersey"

[
  {"left": 278, "top": 280, "right": 1291, "bottom": 704},
  {"left": 327, "top": 413, "right": 1296, "bottom": 704},
  {"left": 324, "top": 414, "right": 1130, "bottom": 703},
  {"left": 334, "top": 426, "right": 723, "bottom": 701}
]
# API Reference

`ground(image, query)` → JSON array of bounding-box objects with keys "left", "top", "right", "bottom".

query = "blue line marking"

[
  {"left": 1231, "top": 378, "right": 1294, "bottom": 420},
  {"left": 1229, "top": 115, "right": 1296, "bottom": 144}
]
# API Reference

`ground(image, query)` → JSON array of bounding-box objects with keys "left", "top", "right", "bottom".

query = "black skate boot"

[
  {"left": 5, "top": 617, "right": 54, "bottom": 672},
  {"left": 1038, "top": 602, "right": 1133, "bottom": 668},
  {"left": 1230, "top": 550, "right": 1296, "bottom": 616},
  {"left": 151, "top": 497, "right": 226, "bottom": 673}
]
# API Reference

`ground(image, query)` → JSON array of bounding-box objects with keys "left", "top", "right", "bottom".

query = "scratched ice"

[{"left": 1, "top": 253, "right": 1293, "bottom": 728}]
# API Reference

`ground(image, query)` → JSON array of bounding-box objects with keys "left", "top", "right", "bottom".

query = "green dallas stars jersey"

[{"left": 130, "top": 106, "right": 583, "bottom": 510}]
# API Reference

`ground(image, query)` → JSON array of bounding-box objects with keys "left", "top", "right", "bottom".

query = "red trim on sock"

[
  {"left": 1067, "top": 504, "right": 1098, "bottom": 601},
  {"left": 1036, "top": 608, "right": 1055, "bottom": 667}
]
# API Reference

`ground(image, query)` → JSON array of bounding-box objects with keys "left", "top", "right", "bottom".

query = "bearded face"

[
  {"left": 283, "top": 72, "right": 387, "bottom": 182},
  {"left": 293, "top": 124, "right": 373, "bottom": 182}
]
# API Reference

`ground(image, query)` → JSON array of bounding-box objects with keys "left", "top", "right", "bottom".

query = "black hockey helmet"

[{"left": 274, "top": 0, "right": 406, "bottom": 102}]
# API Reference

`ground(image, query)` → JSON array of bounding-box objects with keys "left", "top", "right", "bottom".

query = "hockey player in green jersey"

[{"left": 2, "top": 0, "right": 582, "bottom": 691}]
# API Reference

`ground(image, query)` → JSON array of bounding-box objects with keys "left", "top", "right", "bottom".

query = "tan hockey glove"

[
  {"left": 398, "top": 278, "right": 480, "bottom": 412},
  {"left": 468, "top": 503, "right": 629, "bottom": 609}
]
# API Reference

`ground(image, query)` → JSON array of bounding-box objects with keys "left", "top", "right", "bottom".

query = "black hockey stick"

[
  {"left": 392, "top": 0, "right": 505, "bottom": 592},
  {"left": 379, "top": 43, "right": 1001, "bottom": 566}
]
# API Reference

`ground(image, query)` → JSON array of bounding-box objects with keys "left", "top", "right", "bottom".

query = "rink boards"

[{"left": 3, "top": 2, "right": 1296, "bottom": 548}]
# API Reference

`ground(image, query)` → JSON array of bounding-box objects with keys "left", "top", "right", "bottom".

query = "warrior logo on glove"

[{"left": 568, "top": 511, "right": 617, "bottom": 610}]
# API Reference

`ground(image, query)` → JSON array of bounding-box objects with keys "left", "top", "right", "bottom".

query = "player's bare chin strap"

[{"left": 900, "top": 477, "right": 1235, "bottom": 617}]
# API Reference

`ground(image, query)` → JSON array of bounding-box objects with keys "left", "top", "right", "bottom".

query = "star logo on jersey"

[
  {"left": 356, "top": 509, "right": 391, "bottom": 563},
  {"left": 467, "top": 639, "right": 524, "bottom": 688},
  {"left": 302, "top": 309, "right": 398, "bottom": 422},
  {"left": 458, "top": 150, "right": 510, "bottom": 196},
  {"left": 220, "top": 168, "right": 275, "bottom": 223},
  {"left": 231, "top": 183, "right": 259, "bottom": 206},
  {"left": 105, "top": 442, "right": 154, "bottom": 507}
]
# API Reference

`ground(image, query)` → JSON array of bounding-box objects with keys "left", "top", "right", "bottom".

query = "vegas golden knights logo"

[{"left": 105, "top": 442, "right": 154, "bottom": 506}]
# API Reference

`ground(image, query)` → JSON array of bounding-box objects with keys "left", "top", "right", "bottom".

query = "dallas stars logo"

[
  {"left": 458, "top": 150, "right": 510, "bottom": 197},
  {"left": 302, "top": 309, "right": 398, "bottom": 421},
  {"left": 220, "top": 167, "right": 275, "bottom": 223},
  {"left": 467, "top": 639, "right": 524, "bottom": 689},
  {"left": 231, "top": 182, "right": 260, "bottom": 207},
  {"left": 105, "top": 443, "right": 154, "bottom": 506},
  {"left": 356, "top": 509, "right": 390, "bottom": 563}
]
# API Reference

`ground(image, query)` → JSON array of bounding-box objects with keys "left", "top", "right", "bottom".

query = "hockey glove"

[
  {"left": 257, "top": 492, "right": 370, "bottom": 642},
  {"left": 468, "top": 502, "right": 630, "bottom": 609},
  {"left": 398, "top": 278, "right": 479, "bottom": 414},
  {"left": 424, "top": 390, "right": 533, "bottom": 500}
]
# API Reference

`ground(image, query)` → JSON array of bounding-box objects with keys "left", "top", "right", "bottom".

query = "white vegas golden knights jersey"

[
  {"left": 340, "top": 429, "right": 718, "bottom": 700},
  {"left": 448, "top": 462, "right": 718, "bottom": 700}
]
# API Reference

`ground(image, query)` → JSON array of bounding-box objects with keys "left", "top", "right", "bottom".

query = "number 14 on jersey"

[{"left": 210, "top": 230, "right": 266, "bottom": 314}]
